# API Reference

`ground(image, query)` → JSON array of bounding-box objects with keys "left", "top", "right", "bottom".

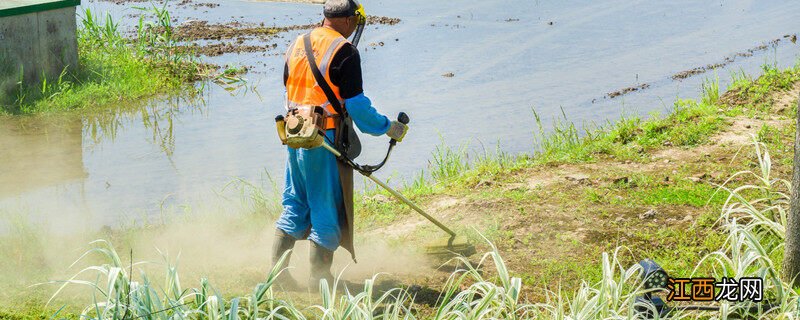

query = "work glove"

[{"left": 386, "top": 120, "right": 408, "bottom": 142}]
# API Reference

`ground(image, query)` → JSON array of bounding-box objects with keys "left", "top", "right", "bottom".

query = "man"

[{"left": 273, "top": 0, "right": 408, "bottom": 289}]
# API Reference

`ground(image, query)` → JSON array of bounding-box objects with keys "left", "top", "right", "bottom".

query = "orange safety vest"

[{"left": 285, "top": 27, "right": 349, "bottom": 130}]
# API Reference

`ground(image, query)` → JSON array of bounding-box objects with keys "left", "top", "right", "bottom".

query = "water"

[{"left": 2, "top": 0, "right": 800, "bottom": 228}]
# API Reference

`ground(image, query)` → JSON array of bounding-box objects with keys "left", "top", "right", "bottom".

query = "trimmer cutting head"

[{"left": 423, "top": 235, "right": 477, "bottom": 259}]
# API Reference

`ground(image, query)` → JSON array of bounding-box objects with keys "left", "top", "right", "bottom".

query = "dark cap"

[{"left": 324, "top": 0, "right": 358, "bottom": 18}]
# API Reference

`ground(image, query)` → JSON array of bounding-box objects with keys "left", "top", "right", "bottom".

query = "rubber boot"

[
  {"left": 309, "top": 241, "right": 335, "bottom": 292},
  {"left": 270, "top": 229, "right": 300, "bottom": 291}
]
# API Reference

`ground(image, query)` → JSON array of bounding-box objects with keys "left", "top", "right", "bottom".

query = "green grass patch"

[
  {"left": 2, "top": 6, "right": 205, "bottom": 114},
  {"left": 602, "top": 178, "right": 728, "bottom": 207},
  {"left": 727, "top": 63, "right": 800, "bottom": 107},
  {"left": 626, "top": 183, "right": 724, "bottom": 206},
  {"left": 528, "top": 96, "right": 726, "bottom": 165}
]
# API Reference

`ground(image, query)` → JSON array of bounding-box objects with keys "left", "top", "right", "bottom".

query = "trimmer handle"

[
  {"left": 388, "top": 112, "right": 409, "bottom": 148},
  {"left": 398, "top": 112, "right": 409, "bottom": 125}
]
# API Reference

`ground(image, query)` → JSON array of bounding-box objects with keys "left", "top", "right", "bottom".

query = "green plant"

[
  {"left": 714, "top": 140, "right": 788, "bottom": 241},
  {"left": 701, "top": 76, "right": 720, "bottom": 106},
  {"left": 531, "top": 107, "right": 606, "bottom": 164},
  {"left": 729, "top": 68, "right": 751, "bottom": 89},
  {"left": 757, "top": 124, "right": 781, "bottom": 145},
  {"left": 42, "top": 240, "right": 304, "bottom": 319},
  {"left": 220, "top": 170, "right": 283, "bottom": 218},
  {"left": 691, "top": 141, "right": 798, "bottom": 317},
  {"left": 46, "top": 236, "right": 663, "bottom": 319},
  {"left": 429, "top": 137, "right": 470, "bottom": 183}
]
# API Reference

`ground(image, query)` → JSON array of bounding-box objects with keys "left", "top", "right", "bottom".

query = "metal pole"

[
  {"left": 321, "top": 141, "right": 342, "bottom": 156},
  {"left": 366, "top": 174, "right": 456, "bottom": 237},
  {"left": 321, "top": 142, "right": 456, "bottom": 238}
]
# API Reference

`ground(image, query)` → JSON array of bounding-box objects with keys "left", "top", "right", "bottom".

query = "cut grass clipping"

[{"left": 2, "top": 6, "right": 204, "bottom": 114}]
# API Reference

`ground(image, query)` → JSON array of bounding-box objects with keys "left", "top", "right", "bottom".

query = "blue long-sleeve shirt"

[{"left": 345, "top": 93, "right": 390, "bottom": 136}]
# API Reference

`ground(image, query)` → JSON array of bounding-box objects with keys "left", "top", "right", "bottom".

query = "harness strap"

[
  {"left": 304, "top": 32, "right": 361, "bottom": 159},
  {"left": 320, "top": 37, "right": 346, "bottom": 79},
  {"left": 303, "top": 33, "right": 345, "bottom": 117}
]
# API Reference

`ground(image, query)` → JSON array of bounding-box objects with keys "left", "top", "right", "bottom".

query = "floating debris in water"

[
  {"left": 368, "top": 16, "right": 401, "bottom": 25},
  {"left": 671, "top": 37, "right": 790, "bottom": 80},
  {"left": 607, "top": 83, "right": 650, "bottom": 99},
  {"left": 596, "top": 34, "right": 798, "bottom": 102},
  {"left": 163, "top": 15, "right": 402, "bottom": 57}
]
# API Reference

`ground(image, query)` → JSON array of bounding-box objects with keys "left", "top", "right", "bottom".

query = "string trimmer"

[{"left": 276, "top": 109, "right": 476, "bottom": 258}]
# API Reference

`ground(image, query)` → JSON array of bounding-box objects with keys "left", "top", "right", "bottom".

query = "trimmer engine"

[{"left": 276, "top": 106, "right": 327, "bottom": 149}]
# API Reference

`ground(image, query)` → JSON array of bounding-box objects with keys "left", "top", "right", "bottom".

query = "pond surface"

[{"left": 2, "top": 0, "right": 800, "bottom": 228}]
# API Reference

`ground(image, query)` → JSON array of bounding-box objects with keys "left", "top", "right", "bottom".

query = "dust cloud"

[
  {"left": 0, "top": 199, "right": 434, "bottom": 308},
  {"left": 0, "top": 114, "right": 433, "bottom": 306}
]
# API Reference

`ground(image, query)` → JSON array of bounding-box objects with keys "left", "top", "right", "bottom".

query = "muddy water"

[{"left": 2, "top": 0, "right": 800, "bottom": 227}]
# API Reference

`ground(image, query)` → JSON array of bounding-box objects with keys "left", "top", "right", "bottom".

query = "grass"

[
  {"left": 219, "top": 169, "right": 283, "bottom": 219},
  {"left": 521, "top": 63, "right": 800, "bottom": 168},
  {"left": 727, "top": 63, "right": 800, "bottom": 108},
  {"left": 40, "top": 238, "right": 658, "bottom": 319},
  {"left": 3, "top": 28, "right": 800, "bottom": 319},
  {"left": 581, "top": 182, "right": 726, "bottom": 207},
  {"left": 378, "top": 63, "right": 800, "bottom": 206},
  {"left": 429, "top": 137, "right": 471, "bottom": 183},
  {"left": 701, "top": 76, "right": 720, "bottom": 106},
  {"left": 1, "top": 6, "right": 206, "bottom": 114},
  {"left": 359, "top": 72, "right": 745, "bottom": 226},
  {"left": 526, "top": 97, "right": 725, "bottom": 165},
  {"left": 40, "top": 139, "right": 800, "bottom": 319},
  {"left": 330, "top": 61, "right": 800, "bottom": 315}
]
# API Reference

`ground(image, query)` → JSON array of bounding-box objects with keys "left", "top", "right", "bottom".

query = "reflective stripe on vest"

[{"left": 285, "top": 27, "right": 348, "bottom": 130}]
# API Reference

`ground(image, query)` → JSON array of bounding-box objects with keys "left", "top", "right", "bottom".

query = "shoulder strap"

[{"left": 303, "top": 33, "right": 345, "bottom": 115}]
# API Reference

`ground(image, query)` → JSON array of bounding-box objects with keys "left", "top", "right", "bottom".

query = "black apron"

[{"left": 336, "top": 160, "right": 356, "bottom": 262}]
